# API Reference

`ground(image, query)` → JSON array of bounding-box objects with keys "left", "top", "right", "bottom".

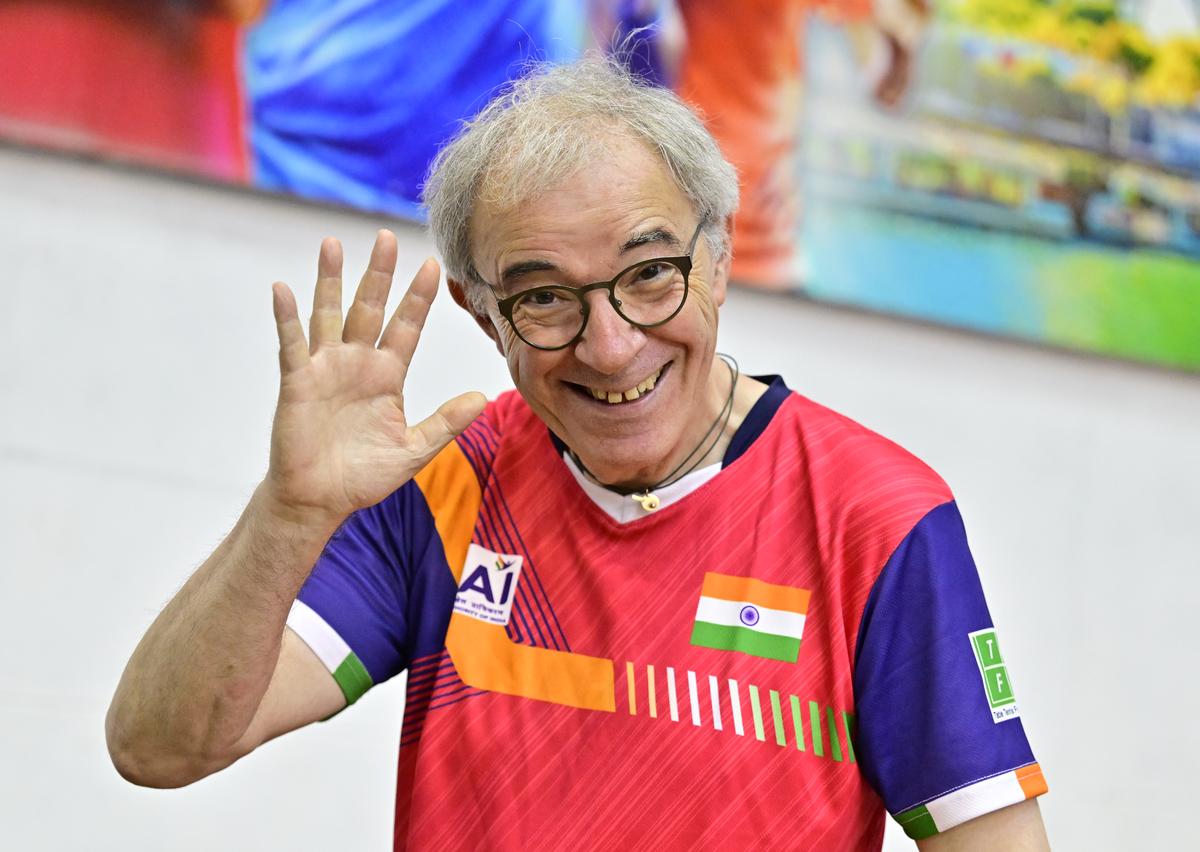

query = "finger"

[
  {"left": 343, "top": 229, "right": 398, "bottom": 345},
  {"left": 379, "top": 257, "right": 440, "bottom": 383},
  {"left": 408, "top": 392, "right": 488, "bottom": 464},
  {"left": 309, "top": 237, "right": 344, "bottom": 353},
  {"left": 272, "top": 282, "right": 311, "bottom": 375}
]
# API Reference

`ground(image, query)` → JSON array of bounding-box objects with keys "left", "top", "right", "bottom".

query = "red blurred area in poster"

[{"left": 0, "top": 0, "right": 259, "bottom": 181}]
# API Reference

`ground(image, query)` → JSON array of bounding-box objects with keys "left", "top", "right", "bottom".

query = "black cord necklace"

[{"left": 569, "top": 353, "right": 740, "bottom": 513}]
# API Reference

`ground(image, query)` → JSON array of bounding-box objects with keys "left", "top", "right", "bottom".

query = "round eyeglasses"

[{"left": 486, "top": 221, "right": 705, "bottom": 351}]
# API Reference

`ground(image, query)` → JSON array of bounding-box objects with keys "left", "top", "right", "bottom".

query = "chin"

[{"left": 569, "top": 430, "right": 675, "bottom": 486}]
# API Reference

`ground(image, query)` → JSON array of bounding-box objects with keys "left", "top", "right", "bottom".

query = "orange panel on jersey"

[
  {"left": 446, "top": 615, "right": 615, "bottom": 712},
  {"left": 414, "top": 441, "right": 482, "bottom": 583},
  {"left": 420, "top": 437, "right": 616, "bottom": 712}
]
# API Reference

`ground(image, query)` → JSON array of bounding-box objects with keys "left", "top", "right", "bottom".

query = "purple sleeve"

[
  {"left": 852, "top": 501, "right": 1044, "bottom": 839},
  {"left": 295, "top": 480, "right": 458, "bottom": 690}
]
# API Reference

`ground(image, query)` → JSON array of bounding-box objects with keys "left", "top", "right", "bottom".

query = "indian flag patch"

[{"left": 689, "top": 572, "right": 811, "bottom": 663}]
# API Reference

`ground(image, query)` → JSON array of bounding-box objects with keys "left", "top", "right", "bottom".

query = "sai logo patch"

[
  {"left": 455, "top": 543, "right": 524, "bottom": 626},
  {"left": 968, "top": 628, "right": 1020, "bottom": 724}
]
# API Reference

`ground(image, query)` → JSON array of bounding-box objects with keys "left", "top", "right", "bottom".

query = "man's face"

[{"left": 465, "top": 136, "right": 730, "bottom": 487}]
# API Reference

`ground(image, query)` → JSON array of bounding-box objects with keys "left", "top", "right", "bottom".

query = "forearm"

[
  {"left": 104, "top": 232, "right": 477, "bottom": 786},
  {"left": 105, "top": 483, "right": 341, "bottom": 787}
]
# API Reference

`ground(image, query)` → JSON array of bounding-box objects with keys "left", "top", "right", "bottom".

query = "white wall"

[{"left": 2, "top": 144, "right": 1197, "bottom": 850}]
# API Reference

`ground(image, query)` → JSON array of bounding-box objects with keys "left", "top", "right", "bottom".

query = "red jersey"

[{"left": 288, "top": 377, "right": 1045, "bottom": 849}]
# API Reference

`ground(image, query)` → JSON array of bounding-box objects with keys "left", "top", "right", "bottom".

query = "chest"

[{"left": 458, "top": 457, "right": 868, "bottom": 725}]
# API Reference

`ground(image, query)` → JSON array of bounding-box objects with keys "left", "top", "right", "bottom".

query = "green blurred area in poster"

[{"left": 801, "top": 0, "right": 1200, "bottom": 371}]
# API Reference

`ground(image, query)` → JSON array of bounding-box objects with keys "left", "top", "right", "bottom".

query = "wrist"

[{"left": 249, "top": 481, "right": 347, "bottom": 543}]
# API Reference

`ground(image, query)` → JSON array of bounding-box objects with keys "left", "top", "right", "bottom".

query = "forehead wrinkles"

[
  {"left": 476, "top": 124, "right": 640, "bottom": 211},
  {"left": 471, "top": 134, "right": 691, "bottom": 272},
  {"left": 475, "top": 122, "right": 691, "bottom": 217}
]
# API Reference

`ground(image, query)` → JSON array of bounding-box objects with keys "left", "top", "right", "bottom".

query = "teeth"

[{"left": 589, "top": 366, "right": 663, "bottom": 405}]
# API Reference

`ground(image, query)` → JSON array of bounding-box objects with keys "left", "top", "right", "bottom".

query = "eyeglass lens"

[{"left": 509, "top": 259, "right": 687, "bottom": 348}]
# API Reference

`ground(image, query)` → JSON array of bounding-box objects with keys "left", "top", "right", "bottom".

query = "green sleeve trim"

[
  {"left": 895, "top": 804, "right": 938, "bottom": 840},
  {"left": 332, "top": 652, "right": 374, "bottom": 705}
]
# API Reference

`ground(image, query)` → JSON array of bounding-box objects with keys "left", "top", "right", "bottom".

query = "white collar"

[{"left": 561, "top": 452, "right": 722, "bottom": 524}]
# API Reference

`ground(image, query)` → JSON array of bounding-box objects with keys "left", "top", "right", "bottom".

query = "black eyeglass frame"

[{"left": 485, "top": 221, "right": 706, "bottom": 351}]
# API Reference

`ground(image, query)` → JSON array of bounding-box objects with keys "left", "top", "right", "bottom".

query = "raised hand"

[{"left": 265, "top": 229, "right": 486, "bottom": 525}]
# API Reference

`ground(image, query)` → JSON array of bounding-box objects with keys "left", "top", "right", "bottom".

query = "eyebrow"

[
  {"left": 620, "top": 227, "right": 681, "bottom": 255},
  {"left": 499, "top": 258, "right": 559, "bottom": 288},
  {"left": 496, "top": 227, "right": 683, "bottom": 289}
]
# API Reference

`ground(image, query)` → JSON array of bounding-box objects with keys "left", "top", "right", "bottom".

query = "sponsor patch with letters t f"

[
  {"left": 455, "top": 543, "right": 524, "bottom": 626},
  {"left": 969, "top": 628, "right": 1020, "bottom": 723}
]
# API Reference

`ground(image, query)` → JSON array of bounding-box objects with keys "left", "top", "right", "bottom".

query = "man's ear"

[
  {"left": 447, "top": 277, "right": 505, "bottom": 357},
  {"left": 711, "top": 216, "right": 734, "bottom": 307}
]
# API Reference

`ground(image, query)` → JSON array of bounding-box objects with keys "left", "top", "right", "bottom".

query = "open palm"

[{"left": 266, "top": 230, "right": 486, "bottom": 524}]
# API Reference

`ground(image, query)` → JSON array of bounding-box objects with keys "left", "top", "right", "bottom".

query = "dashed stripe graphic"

[
  {"left": 618, "top": 662, "right": 855, "bottom": 764},
  {"left": 842, "top": 711, "right": 856, "bottom": 763},
  {"left": 809, "top": 701, "right": 824, "bottom": 757},
  {"left": 728, "top": 679, "right": 745, "bottom": 736},
  {"left": 827, "top": 706, "right": 844, "bottom": 761},
  {"left": 709, "top": 675, "right": 723, "bottom": 731},
  {"left": 770, "top": 690, "right": 787, "bottom": 747},
  {"left": 749, "top": 685, "right": 766, "bottom": 741},
  {"left": 790, "top": 695, "right": 806, "bottom": 752},
  {"left": 687, "top": 671, "right": 701, "bottom": 727}
]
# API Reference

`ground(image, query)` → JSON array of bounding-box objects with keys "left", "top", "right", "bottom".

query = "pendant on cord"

[{"left": 632, "top": 491, "right": 661, "bottom": 512}]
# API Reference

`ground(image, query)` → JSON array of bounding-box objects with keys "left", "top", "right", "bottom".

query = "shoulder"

[
  {"left": 766, "top": 391, "right": 955, "bottom": 567},
  {"left": 778, "top": 391, "right": 952, "bottom": 502}
]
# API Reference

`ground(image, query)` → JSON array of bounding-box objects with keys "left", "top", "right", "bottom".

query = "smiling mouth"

[{"left": 567, "top": 363, "right": 669, "bottom": 406}]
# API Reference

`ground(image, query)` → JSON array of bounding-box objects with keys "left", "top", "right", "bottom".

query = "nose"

[{"left": 572, "top": 289, "right": 645, "bottom": 373}]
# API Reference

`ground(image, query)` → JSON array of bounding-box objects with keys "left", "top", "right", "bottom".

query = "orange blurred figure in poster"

[{"left": 674, "top": 0, "right": 929, "bottom": 288}]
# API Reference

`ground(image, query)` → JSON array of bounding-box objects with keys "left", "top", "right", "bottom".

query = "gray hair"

[{"left": 422, "top": 55, "right": 739, "bottom": 313}]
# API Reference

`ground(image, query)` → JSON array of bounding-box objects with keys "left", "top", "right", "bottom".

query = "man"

[{"left": 107, "top": 58, "right": 1049, "bottom": 849}]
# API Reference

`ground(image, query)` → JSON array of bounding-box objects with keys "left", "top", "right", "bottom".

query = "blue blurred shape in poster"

[{"left": 244, "top": 0, "right": 584, "bottom": 219}]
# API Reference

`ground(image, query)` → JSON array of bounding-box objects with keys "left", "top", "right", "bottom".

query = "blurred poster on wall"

[
  {"left": 0, "top": 0, "right": 586, "bottom": 211},
  {"left": 1, "top": 1, "right": 1196, "bottom": 371},
  {"left": 0, "top": 1, "right": 256, "bottom": 181},
  {"left": 801, "top": 0, "right": 1200, "bottom": 371}
]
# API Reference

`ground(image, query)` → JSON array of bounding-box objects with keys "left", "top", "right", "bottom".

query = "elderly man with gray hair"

[{"left": 107, "top": 58, "right": 1049, "bottom": 850}]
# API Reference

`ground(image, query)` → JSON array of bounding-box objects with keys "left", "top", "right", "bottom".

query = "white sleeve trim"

[
  {"left": 896, "top": 762, "right": 1046, "bottom": 838},
  {"left": 286, "top": 599, "right": 352, "bottom": 673}
]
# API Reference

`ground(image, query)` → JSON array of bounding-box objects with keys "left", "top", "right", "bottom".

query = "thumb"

[{"left": 408, "top": 391, "right": 488, "bottom": 462}]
